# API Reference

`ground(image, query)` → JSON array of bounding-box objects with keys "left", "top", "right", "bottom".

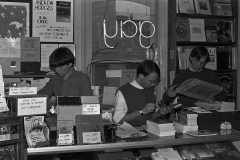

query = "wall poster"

[
  {"left": 0, "top": 2, "right": 29, "bottom": 75},
  {"left": 32, "top": 0, "right": 73, "bottom": 42}
]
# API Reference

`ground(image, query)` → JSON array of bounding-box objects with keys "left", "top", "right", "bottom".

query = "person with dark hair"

[
  {"left": 163, "top": 46, "right": 226, "bottom": 108},
  {"left": 38, "top": 47, "right": 93, "bottom": 108},
  {"left": 113, "top": 60, "right": 168, "bottom": 126}
]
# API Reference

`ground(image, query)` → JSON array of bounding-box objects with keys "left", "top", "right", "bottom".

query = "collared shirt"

[{"left": 113, "top": 79, "right": 143, "bottom": 123}]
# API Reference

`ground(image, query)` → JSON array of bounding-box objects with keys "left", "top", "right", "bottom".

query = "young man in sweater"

[
  {"left": 162, "top": 46, "right": 226, "bottom": 108},
  {"left": 113, "top": 60, "right": 169, "bottom": 126},
  {"left": 38, "top": 47, "right": 93, "bottom": 108}
]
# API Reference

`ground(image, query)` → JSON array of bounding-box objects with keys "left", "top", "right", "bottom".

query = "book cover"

[
  {"left": 205, "top": 26, "right": 217, "bottom": 42},
  {"left": 216, "top": 21, "right": 233, "bottom": 42},
  {"left": 26, "top": 132, "right": 46, "bottom": 148},
  {"left": 0, "top": 124, "right": 10, "bottom": 141},
  {"left": 189, "top": 18, "right": 206, "bottom": 41},
  {"left": 186, "top": 130, "right": 218, "bottom": 137},
  {"left": 0, "top": 144, "right": 18, "bottom": 160},
  {"left": 175, "top": 145, "right": 198, "bottom": 160},
  {"left": 151, "top": 148, "right": 182, "bottom": 160},
  {"left": 205, "top": 47, "right": 217, "bottom": 70},
  {"left": 9, "top": 123, "right": 19, "bottom": 140},
  {"left": 216, "top": 46, "right": 232, "bottom": 70},
  {"left": 216, "top": 2, "right": 232, "bottom": 16},
  {"left": 176, "top": 17, "right": 190, "bottom": 42},
  {"left": 178, "top": 0, "right": 195, "bottom": 14},
  {"left": 206, "top": 141, "right": 240, "bottom": 160},
  {"left": 194, "top": 0, "right": 211, "bottom": 15},
  {"left": 57, "top": 120, "right": 74, "bottom": 145},
  {"left": 176, "top": 78, "right": 223, "bottom": 102},
  {"left": 75, "top": 114, "right": 105, "bottom": 144},
  {"left": 24, "top": 116, "right": 44, "bottom": 135}
]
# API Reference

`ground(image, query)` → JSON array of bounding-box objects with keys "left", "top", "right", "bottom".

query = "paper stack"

[
  {"left": 174, "top": 111, "right": 198, "bottom": 133},
  {"left": 146, "top": 120, "right": 175, "bottom": 137}
]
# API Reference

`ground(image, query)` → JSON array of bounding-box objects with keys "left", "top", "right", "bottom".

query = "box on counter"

[
  {"left": 8, "top": 94, "right": 47, "bottom": 116},
  {"left": 178, "top": 111, "right": 198, "bottom": 126},
  {"left": 173, "top": 121, "right": 198, "bottom": 133}
]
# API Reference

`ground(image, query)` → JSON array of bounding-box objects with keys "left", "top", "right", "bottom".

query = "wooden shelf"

[
  {"left": 177, "top": 41, "right": 236, "bottom": 46},
  {"left": 3, "top": 74, "right": 52, "bottom": 78},
  {"left": 177, "top": 13, "right": 236, "bottom": 19}
]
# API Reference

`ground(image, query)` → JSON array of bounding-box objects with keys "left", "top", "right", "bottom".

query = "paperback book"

[
  {"left": 216, "top": 21, "right": 233, "bottom": 42},
  {"left": 205, "top": 26, "right": 217, "bottom": 42},
  {"left": 0, "top": 144, "right": 18, "bottom": 160},
  {"left": 194, "top": 0, "right": 211, "bottom": 15},
  {"left": 186, "top": 130, "right": 218, "bottom": 137},
  {"left": 178, "top": 0, "right": 195, "bottom": 14},
  {"left": 189, "top": 18, "right": 206, "bottom": 41},
  {"left": 215, "top": 1, "right": 232, "bottom": 16},
  {"left": 176, "top": 17, "right": 190, "bottom": 42}
]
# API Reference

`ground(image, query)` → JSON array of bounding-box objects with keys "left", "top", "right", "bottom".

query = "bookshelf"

[
  {"left": 168, "top": 0, "right": 238, "bottom": 104},
  {"left": 0, "top": 116, "right": 26, "bottom": 160}
]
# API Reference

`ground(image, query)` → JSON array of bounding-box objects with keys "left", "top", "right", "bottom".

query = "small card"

[
  {"left": 9, "top": 87, "right": 37, "bottom": 95},
  {"left": 82, "top": 104, "right": 100, "bottom": 114},
  {"left": 58, "top": 133, "right": 73, "bottom": 145},
  {"left": 82, "top": 132, "right": 101, "bottom": 143}
]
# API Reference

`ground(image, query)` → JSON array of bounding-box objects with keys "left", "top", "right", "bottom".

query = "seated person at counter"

[
  {"left": 113, "top": 60, "right": 170, "bottom": 126},
  {"left": 162, "top": 46, "right": 226, "bottom": 108},
  {"left": 38, "top": 47, "right": 93, "bottom": 108}
]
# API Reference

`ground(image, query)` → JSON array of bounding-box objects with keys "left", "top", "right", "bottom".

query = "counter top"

[{"left": 28, "top": 129, "right": 240, "bottom": 155}]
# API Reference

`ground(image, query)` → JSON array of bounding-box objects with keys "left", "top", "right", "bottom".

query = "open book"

[{"left": 175, "top": 79, "right": 223, "bottom": 102}]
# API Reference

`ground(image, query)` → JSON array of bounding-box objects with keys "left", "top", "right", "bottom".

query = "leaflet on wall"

[
  {"left": 32, "top": 0, "right": 73, "bottom": 42},
  {"left": 40, "top": 44, "right": 58, "bottom": 71},
  {"left": 0, "top": 2, "right": 29, "bottom": 74}
]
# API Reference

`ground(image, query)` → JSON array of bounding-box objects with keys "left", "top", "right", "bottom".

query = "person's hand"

[
  {"left": 141, "top": 103, "right": 156, "bottom": 114},
  {"left": 166, "top": 84, "right": 179, "bottom": 97}
]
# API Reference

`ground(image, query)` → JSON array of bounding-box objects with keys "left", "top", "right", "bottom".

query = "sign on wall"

[{"left": 32, "top": 0, "right": 73, "bottom": 42}]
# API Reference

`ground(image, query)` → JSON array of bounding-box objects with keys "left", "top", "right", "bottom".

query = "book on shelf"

[
  {"left": 178, "top": 0, "right": 195, "bottom": 14},
  {"left": 26, "top": 131, "right": 46, "bottom": 148},
  {"left": 205, "top": 26, "right": 217, "bottom": 42},
  {"left": 57, "top": 120, "right": 74, "bottom": 145},
  {"left": 75, "top": 114, "right": 105, "bottom": 144},
  {"left": 189, "top": 18, "right": 206, "bottom": 41},
  {"left": 216, "top": 20, "right": 234, "bottom": 42},
  {"left": 176, "top": 17, "right": 190, "bottom": 42},
  {"left": 0, "top": 144, "right": 18, "bottom": 160},
  {"left": 175, "top": 144, "right": 215, "bottom": 160},
  {"left": 177, "top": 46, "right": 193, "bottom": 70},
  {"left": 186, "top": 130, "right": 218, "bottom": 137},
  {"left": 151, "top": 147, "right": 182, "bottom": 160},
  {"left": 206, "top": 141, "right": 240, "bottom": 160},
  {"left": 216, "top": 46, "right": 232, "bottom": 70},
  {"left": 205, "top": 47, "right": 217, "bottom": 70},
  {"left": 24, "top": 116, "right": 44, "bottom": 135},
  {"left": 194, "top": 0, "right": 211, "bottom": 15},
  {"left": 215, "top": 0, "right": 232, "bottom": 16}
]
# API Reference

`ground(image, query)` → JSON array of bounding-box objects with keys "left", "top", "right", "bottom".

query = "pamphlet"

[{"left": 186, "top": 130, "right": 218, "bottom": 137}]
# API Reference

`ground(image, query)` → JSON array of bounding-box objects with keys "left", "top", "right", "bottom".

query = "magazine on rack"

[{"left": 175, "top": 78, "right": 223, "bottom": 102}]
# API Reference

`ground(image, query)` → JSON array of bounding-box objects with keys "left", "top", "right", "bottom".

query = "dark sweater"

[
  {"left": 38, "top": 69, "right": 93, "bottom": 99},
  {"left": 118, "top": 83, "right": 156, "bottom": 126},
  {"left": 163, "top": 68, "right": 226, "bottom": 107}
]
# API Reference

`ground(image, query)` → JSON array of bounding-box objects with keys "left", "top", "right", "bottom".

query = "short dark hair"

[
  {"left": 49, "top": 47, "right": 75, "bottom": 70},
  {"left": 190, "top": 46, "right": 210, "bottom": 62},
  {"left": 137, "top": 60, "right": 160, "bottom": 78}
]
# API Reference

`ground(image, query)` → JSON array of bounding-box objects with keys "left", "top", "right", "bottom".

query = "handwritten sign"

[
  {"left": 58, "top": 133, "right": 73, "bottom": 145},
  {"left": 17, "top": 97, "right": 46, "bottom": 116},
  {"left": 82, "top": 104, "right": 100, "bottom": 115},
  {"left": 106, "top": 70, "right": 122, "bottom": 78},
  {"left": 82, "top": 132, "right": 101, "bottom": 144},
  {"left": 9, "top": 87, "right": 37, "bottom": 95}
]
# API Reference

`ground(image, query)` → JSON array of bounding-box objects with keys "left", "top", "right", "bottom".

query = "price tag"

[
  {"left": 82, "top": 104, "right": 100, "bottom": 114},
  {"left": 58, "top": 133, "right": 73, "bottom": 145},
  {"left": 82, "top": 132, "right": 101, "bottom": 143},
  {"left": 9, "top": 87, "right": 37, "bottom": 95}
]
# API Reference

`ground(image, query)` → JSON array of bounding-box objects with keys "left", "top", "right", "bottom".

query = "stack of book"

[
  {"left": 174, "top": 111, "right": 198, "bottom": 133},
  {"left": 146, "top": 120, "right": 175, "bottom": 137}
]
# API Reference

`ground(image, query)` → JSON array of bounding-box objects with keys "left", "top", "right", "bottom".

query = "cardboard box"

[
  {"left": 57, "top": 96, "right": 100, "bottom": 125},
  {"left": 9, "top": 94, "right": 47, "bottom": 116}
]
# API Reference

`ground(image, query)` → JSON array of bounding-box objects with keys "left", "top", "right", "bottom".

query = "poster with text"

[{"left": 32, "top": 0, "right": 73, "bottom": 42}]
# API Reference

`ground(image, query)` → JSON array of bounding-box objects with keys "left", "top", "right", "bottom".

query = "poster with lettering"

[
  {"left": 0, "top": 2, "right": 29, "bottom": 74},
  {"left": 32, "top": 0, "right": 73, "bottom": 42}
]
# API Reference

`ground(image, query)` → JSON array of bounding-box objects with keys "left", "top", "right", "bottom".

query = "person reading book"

[
  {"left": 113, "top": 60, "right": 171, "bottom": 126},
  {"left": 38, "top": 47, "right": 93, "bottom": 109},
  {"left": 162, "top": 46, "right": 226, "bottom": 108}
]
